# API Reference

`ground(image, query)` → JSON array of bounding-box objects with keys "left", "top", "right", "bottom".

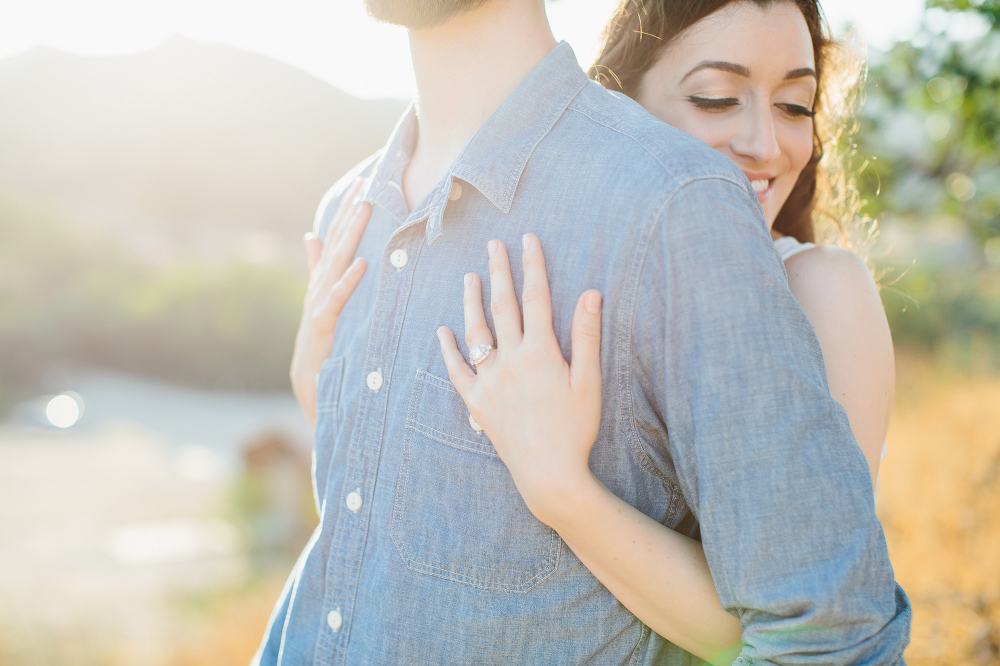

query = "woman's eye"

[
  {"left": 777, "top": 103, "right": 816, "bottom": 118},
  {"left": 687, "top": 96, "right": 739, "bottom": 111}
]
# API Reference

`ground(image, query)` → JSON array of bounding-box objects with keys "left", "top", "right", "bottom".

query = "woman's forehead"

[{"left": 664, "top": 1, "right": 816, "bottom": 73}]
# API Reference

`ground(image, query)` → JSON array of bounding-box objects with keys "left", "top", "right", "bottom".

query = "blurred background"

[{"left": 0, "top": 0, "right": 997, "bottom": 664}]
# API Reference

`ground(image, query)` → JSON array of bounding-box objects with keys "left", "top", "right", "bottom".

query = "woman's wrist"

[{"left": 514, "top": 462, "right": 605, "bottom": 531}]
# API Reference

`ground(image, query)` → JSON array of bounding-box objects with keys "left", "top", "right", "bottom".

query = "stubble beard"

[{"left": 364, "top": 0, "right": 492, "bottom": 29}]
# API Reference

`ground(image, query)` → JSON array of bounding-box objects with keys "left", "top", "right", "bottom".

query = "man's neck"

[{"left": 402, "top": 0, "right": 556, "bottom": 209}]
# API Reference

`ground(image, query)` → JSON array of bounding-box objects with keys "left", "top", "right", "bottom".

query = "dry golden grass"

[{"left": 879, "top": 358, "right": 1000, "bottom": 665}]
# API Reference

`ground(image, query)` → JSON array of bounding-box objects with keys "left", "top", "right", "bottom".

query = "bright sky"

[{"left": 0, "top": 0, "right": 927, "bottom": 100}]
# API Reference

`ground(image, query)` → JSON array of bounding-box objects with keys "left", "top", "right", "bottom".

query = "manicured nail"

[
  {"left": 465, "top": 273, "right": 473, "bottom": 287},
  {"left": 522, "top": 234, "right": 532, "bottom": 250},
  {"left": 488, "top": 240, "right": 498, "bottom": 257},
  {"left": 585, "top": 291, "right": 602, "bottom": 314},
  {"left": 436, "top": 327, "right": 446, "bottom": 341}
]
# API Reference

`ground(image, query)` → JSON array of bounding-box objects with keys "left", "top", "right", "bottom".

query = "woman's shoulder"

[
  {"left": 781, "top": 243, "right": 887, "bottom": 346},
  {"left": 783, "top": 244, "right": 877, "bottom": 305}
]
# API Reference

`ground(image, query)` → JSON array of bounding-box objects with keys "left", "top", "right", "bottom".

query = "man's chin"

[{"left": 364, "top": 0, "right": 490, "bottom": 29}]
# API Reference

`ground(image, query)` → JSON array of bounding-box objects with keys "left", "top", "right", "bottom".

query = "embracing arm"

[
  {"left": 438, "top": 177, "right": 909, "bottom": 665},
  {"left": 290, "top": 178, "right": 371, "bottom": 429},
  {"left": 650, "top": 178, "right": 908, "bottom": 663},
  {"left": 539, "top": 469, "right": 744, "bottom": 663},
  {"left": 784, "top": 246, "right": 894, "bottom": 487},
  {"left": 437, "top": 237, "right": 741, "bottom": 663}
]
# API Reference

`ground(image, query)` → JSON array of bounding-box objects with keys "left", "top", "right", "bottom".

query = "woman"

[{"left": 293, "top": 0, "right": 892, "bottom": 662}]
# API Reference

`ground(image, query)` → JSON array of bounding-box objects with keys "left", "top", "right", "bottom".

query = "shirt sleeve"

[{"left": 640, "top": 175, "right": 911, "bottom": 664}]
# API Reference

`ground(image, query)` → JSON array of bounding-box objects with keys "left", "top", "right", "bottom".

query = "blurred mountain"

[{"left": 0, "top": 37, "right": 406, "bottom": 265}]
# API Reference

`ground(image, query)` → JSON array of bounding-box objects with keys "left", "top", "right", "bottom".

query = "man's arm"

[{"left": 644, "top": 176, "right": 910, "bottom": 664}]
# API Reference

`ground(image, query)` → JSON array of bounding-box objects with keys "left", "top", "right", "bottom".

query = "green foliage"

[
  {"left": 927, "top": 0, "right": 1000, "bottom": 27},
  {"left": 0, "top": 194, "right": 305, "bottom": 403},
  {"left": 857, "top": 1, "right": 1000, "bottom": 363},
  {"left": 882, "top": 262, "right": 1000, "bottom": 370},
  {"left": 858, "top": 0, "right": 1000, "bottom": 247}
]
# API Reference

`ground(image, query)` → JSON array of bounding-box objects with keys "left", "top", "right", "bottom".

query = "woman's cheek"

[{"left": 787, "top": 121, "right": 814, "bottom": 173}]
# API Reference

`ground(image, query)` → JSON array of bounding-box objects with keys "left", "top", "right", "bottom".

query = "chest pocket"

[{"left": 390, "top": 370, "right": 561, "bottom": 593}]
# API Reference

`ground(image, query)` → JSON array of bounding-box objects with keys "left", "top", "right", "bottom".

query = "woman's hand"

[
  {"left": 291, "top": 177, "right": 371, "bottom": 429},
  {"left": 436, "top": 233, "right": 605, "bottom": 528},
  {"left": 438, "top": 235, "right": 744, "bottom": 662}
]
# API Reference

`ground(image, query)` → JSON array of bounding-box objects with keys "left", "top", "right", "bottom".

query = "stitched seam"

[
  {"left": 566, "top": 106, "right": 750, "bottom": 194},
  {"left": 497, "top": 78, "right": 588, "bottom": 207},
  {"left": 390, "top": 371, "right": 561, "bottom": 594}
]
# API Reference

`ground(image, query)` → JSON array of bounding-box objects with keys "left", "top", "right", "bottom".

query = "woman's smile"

[{"left": 634, "top": 1, "right": 817, "bottom": 227}]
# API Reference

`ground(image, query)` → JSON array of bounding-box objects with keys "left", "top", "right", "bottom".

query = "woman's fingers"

[
  {"left": 487, "top": 240, "right": 523, "bottom": 347},
  {"left": 310, "top": 187, "right": 371, "bottom": 307},
  {"left": 519, "top": 233, "right": 555, "bottom": 343},
  {"left": 437, "top": 326, "right": 477, "bottom": 398},
  {"left": 317, "top": 200, "right": 371, "bottom": 284},
  {"left": 569, "top": 290, "right": 603, "bottom": 390},
  {"left": 305, "top": 233, "right": 323, "bottom": 273},
  {"left": 311, "top": 256, "right": 367, "bottom": 324},
  {"left": 325, "top": 177, "right": 366, "bottom": 248},
  {"left": 463, "top": 272, "right": 496, "bottom": 366}
]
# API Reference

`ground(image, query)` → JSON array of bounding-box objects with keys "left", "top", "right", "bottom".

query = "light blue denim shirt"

[{"left": 255, "top": 42, "right": 909, "bottom": 665}]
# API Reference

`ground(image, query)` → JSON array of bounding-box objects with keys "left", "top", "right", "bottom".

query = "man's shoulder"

[
  {"left": 312, "top": 150, "right": 384, "bottom": 235},
  {"left": 562, "top": 81, "right": 745, "bottom": 188}
]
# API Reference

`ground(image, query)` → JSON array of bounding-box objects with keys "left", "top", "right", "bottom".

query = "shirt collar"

[{"left": 365, "top": 41, "right": 588, "bottom": 244}]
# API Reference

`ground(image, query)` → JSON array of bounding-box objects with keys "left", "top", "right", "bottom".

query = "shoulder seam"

[{"left": 564, "top": 106, "right": 750, "bottom": 193}]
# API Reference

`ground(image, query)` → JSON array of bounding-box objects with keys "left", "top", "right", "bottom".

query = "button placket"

[{"left": 316, "top": 225, "right": 426, "bottom": 666}]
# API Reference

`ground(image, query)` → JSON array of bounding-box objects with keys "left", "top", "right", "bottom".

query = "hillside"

[{"left": 0, "top": 38, "right": 406, "bottom": 264}]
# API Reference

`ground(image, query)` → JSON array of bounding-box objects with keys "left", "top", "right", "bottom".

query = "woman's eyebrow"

[
  {"left": 680, "top": 60, "right": 749, "bottom": 82},
  {"left": 680, "top": 61, "right": 818, "bottom": 82},
  {"left": 785, "top": 67, "right": 817, "bottom": 80}
]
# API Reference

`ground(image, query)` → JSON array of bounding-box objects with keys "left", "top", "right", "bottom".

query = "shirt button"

[
  {"left": 327, "top": 609, "right": 343, "bottom": 632},
  {"left": 346, "top": 491, "right": 363, "bottom": 513},
  {"left": 390, "top": 248, "right": 408, "bottom": 269},
  {"left": 469, "top": 414, "right": 483, "bottom": 433},
  {"left": 366, "top": 370, "right": 383, "bottom": 391},
  {"left": 449, "top": 181, "right": 463, "bottom": 201}
]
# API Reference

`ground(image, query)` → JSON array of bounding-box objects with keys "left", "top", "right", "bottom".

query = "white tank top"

[{"left": 773, "top": 235, "right": 815, "bottom": 261}]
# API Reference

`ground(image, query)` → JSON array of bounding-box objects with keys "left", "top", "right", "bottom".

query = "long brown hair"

[{"left": 590, "top": 0, "right": 869, "bottom": 250}]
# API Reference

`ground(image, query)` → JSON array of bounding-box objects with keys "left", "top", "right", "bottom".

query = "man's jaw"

[{"left": 364, "top": 0, "right": 491, "bottom": 30}]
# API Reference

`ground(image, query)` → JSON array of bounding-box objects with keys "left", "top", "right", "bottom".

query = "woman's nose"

[{"left": 732, "top": 104, "right": 781, "bottom": 165}]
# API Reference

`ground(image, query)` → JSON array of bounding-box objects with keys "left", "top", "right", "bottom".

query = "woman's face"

[{"left": 636, "top": 1, "right": 817, "bottom": 228}]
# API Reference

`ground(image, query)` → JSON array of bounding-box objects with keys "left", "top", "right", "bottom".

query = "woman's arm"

[
  {"left": 437, "top": 235, "right": 742, "bottom": 664},
  {"left": 784, "top": 246, "right": 894, "bottom": 487},
  {"left": 290, "top": 177, "right": 371, "bottom": 429}
]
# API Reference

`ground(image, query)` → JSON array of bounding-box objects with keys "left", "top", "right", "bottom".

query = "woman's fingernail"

[
  {"left": 522, "top": 234, "right": 531, "bottom": 250},
  {"left": 436, "top": 327, "right": 445, "bottom": 342},
  {"left": 465, "top": 273, "right": 473, "bottom": 287},
  {"left": 488, "top": 240, "right": 498, "bottom": 257},
  {"left": 585, "top": 291, "right": 602, "bottom": 314}
]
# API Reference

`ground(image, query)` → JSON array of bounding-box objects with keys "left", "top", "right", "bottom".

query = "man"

[{"left": 254, "top": 0, "right": 910, "bottom": 663}]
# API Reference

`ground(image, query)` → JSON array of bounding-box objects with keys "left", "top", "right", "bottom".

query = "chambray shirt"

[{"left": 255, "top": 43, "right": 909, "bottom": 665}]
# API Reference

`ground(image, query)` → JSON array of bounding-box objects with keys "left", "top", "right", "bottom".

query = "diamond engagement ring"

[{"left": 469, "top": 343, "right": 494, "bottom": 366}]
